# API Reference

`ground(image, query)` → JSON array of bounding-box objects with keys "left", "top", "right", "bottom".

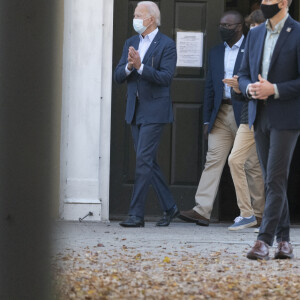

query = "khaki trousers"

[
  {"left": 194, "top": 104, "right": 237, "bottom": 219},
  {"left": 228, "top": 124, "right": 265, "bottom": 218}
]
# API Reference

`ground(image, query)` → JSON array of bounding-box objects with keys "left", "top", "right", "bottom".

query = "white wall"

[{"left": 60, "top": 0, "right": 113, "bottom": 221}]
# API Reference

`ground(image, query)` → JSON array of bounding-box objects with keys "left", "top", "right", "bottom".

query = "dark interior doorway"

[
  {"left": 110, "top": 0, "right": 300, "bottom": 223},
  {"left": 228, "top": 0, "right": 299, "bottom": 20},
  {"left": 220, "top": 0, "right": 300, "bottom": 223},
  {"left": 111, "top": 0, "right": 224, "bottom": 220}
]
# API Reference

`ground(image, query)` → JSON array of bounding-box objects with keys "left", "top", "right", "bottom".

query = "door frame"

[
  {"left": 110, "top": 0, "right": 225, "bottom": 220},
  {"left": 59, "top": 0, "right": 114, "bottom": 221}
]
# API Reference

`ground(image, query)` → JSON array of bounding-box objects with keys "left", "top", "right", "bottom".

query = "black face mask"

[
  {"left": 219, "top": 27, "right": 237, "bottom": 43},
  {"left": 260, "top": 2, "right": 281, "bottom": 19}
]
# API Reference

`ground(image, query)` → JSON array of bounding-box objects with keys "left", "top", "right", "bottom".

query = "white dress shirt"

[
  {"left": 203, "top": 35, "right": 244, "bottom": 125},
  {"left": 223, "top": 35, "right": 244, "bottom": 99},
  {"left": 125, "top": 27, "right": 159, "bottom": 76}
]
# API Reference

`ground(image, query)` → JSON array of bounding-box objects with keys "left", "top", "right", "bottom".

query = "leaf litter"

[{"left": 53, "top": 245, "right": 300, "bottom": 299}]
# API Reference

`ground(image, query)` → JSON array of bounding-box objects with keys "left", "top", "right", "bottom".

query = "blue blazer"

[
  {"left": 238, "top": 16, "right": 300, "bottom": 130},
  {"left": 114, "top": 31, "right": 177, "bottom": 124},
  {"left": 203, "top": 39, "right": 245, "bottom": 133}
]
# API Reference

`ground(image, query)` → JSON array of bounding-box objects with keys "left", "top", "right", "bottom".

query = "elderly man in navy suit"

[
  {"left": 179, "top": 11, "right": 246, "bottom": 226},
  {"left": 114, "top": 1, "right": 178, "bottom": 227},
  {"left": 238, "top": 0, "right": 300, "bottom": 260}
]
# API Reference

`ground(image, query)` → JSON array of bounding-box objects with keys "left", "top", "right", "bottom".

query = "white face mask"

[{"left": 133, "top": 17, "right": 150, "bottom": 34}]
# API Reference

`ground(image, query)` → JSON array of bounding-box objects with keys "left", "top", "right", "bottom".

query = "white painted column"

[
  {"left": 60, "top": 0, "right": 113, "bottom": 221},
  {"left": 98, "top": 0, "right": 114, "bottom": 221}
]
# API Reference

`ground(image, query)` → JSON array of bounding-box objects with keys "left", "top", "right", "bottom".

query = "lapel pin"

[
  {"left": 241, "top": 49, "right": 244, "bottom": 52},
  {"left": 287, "top": 27, "right": 291, "bottom": 32}
]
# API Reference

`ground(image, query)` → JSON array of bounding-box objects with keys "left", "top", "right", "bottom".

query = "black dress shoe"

[
  {"left": 156, "top": 206, "right": 180, "bottom": 226},
  {"left": 119, "top": 216, "right": 144, "bottom": 227}
]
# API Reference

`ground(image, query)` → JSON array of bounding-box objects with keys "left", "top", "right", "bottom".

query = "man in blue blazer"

[
  {"left": 238, "top": 0, "right": 300, "bottom": 260},
  {"left": 114, "top": 1, "right": 178, "bottom": 227},
  {"left": 179, "top": 11, "right": 244, "bottom": 226}
]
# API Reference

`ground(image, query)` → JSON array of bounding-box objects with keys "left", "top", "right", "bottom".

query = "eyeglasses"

[{"left": 219, "top": 23, "right": 241, "bottom": 29}]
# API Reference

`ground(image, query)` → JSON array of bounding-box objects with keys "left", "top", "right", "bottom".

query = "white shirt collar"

[
  {"left": 139, "top": 27, "right": 159, "bottom": 42},
  {"left": 224, "top": 35, "right": 244, "bottom": 49}
]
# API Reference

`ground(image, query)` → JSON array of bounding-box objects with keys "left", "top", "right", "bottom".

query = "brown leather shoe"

[
  {"left": 256, "top": 217, "right": 262, "bottom": 227},
  {"left": 274, "top": 241, "right": 294, "bottom": 259},
  {"left": 247, "top": 240, "right": 269, "bottom": 260},
  {"left": 179, "top": 209, "right": 209, "bottom": 226},
  {"left": 196, "top": 216, "right": 209, "bottom": 226}
]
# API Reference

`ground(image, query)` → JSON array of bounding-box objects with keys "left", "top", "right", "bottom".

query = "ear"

[
  {"left": 279, "top": 0, "right": 287, "bottom": 8},
  {"left": 237, "top": 23, "right": 243, "bottom": 32}
]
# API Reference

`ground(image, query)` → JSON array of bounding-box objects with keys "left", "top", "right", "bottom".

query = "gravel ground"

[{"left": 52, "top": 221, "right": 300, "bottom": 299}]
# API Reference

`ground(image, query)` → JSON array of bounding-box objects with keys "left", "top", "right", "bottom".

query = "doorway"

[
  {"left": 111, "top": 0, "right": 224, "bottom": 219},
  {"left": 110, "top": 0, "right": 300, "bottom": 223},
  {"left": 220, "top": 0, "right": 300, "bottom": 223}
]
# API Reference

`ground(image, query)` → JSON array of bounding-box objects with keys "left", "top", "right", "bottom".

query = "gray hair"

[{"left": 137, "top": 1, "right": 161, "bottom": 26}]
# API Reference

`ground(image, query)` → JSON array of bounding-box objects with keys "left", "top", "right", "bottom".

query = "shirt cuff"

[
  {"left": 125, "top": 64, "right": 133, "bottom": 76},
  {"left": 273, "top": 84, "right": 279, "bottom": 99},
  {"left": 137, "top": 64, "right": 144, "bottom": 75},
  {"left": 246, "top": 84, "right": 252, "bottom": 99}
]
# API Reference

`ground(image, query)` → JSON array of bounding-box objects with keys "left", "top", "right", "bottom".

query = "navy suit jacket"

[
  {"left": 203, "top": 39, "right": 245, "bottom": 133},
  {"left": 238, "top": 16, "right": 300, "bottom": 130},
  {"left": 114, "top": 31, "right": 177, "bottom": 124}
]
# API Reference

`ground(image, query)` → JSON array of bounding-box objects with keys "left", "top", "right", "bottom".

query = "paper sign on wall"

[{"left": 176, "top": 31, "right": 203, "bottom": 68}]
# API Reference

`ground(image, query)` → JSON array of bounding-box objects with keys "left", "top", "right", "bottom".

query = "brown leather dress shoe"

[
  {"left": 256, "top": 217, "right": 262, "bottom": 227},
  {"left": 274, "top": 241, "right": 294, "bottom": 259},
  {"left": 247, "top": 240, "right": 270, "bottom": 260},
  {"left": 178, "top": 209, "right": 209, "bottom": 226}
]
